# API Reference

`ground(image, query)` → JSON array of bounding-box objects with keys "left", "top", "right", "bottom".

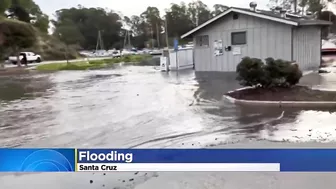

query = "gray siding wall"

[
  {"left": 292, "top": 26, "right": 321, "bottom": 71},
  {"left": 194, "top": 13, "right": 292, "bottom": 72}
]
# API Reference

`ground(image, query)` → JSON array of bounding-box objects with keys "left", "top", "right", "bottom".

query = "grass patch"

[
  {"left": 122, "top": 55, "right": 152, "bottom": 63},
  {"left": 36, "top": 55, "right": 153, "bottom": 71},
  {"left": 36, "top": 61, "right": 104, "bottom": 71}
]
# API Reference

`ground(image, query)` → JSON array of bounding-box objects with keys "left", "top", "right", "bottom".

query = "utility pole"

[
  {"left": 327, "top": 0, "right": 332, "bottom": 34},
  {"left": 196, "top": 9, "right": 199, "bottom": 26},
  {"left": 151, "top": 26, "right": 155, "bottom": 48},
  {"left": 123, "top": 30, "right": 127, "bottom": 49},
  {"left": 156, "top": 22, "right": 160, "bottom": 48},
  {"left": 293, "top": 0, "right": 297, "bottom": 13},
  {"left": 165, "top": 15, "right": 169, "bottom": 49},
  {"left": 100, "top": 31, "right": 104, "bottom": 50},
  {"left": 128, "top": 30, "right": 131, "bottom": 49},
  {"left": 329, "top": 12, "right": 332, "bottom": 34}
]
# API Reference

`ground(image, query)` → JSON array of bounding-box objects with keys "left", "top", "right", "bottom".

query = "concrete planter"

[{"left": 224, "top": 86, "right": 336, "bottom": 108}]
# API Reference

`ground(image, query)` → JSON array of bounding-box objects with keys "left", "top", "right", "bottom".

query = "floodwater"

[{"left": 1, "top": 65, "right": 336, "bottom": 188}]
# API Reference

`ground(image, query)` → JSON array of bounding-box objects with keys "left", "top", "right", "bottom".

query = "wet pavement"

[{"left": 1, "top": 65, "right": 336, "bottom": 188}]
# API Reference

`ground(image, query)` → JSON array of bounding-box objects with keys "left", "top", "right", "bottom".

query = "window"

[
  {"left": 233, "top": 13, "right": 239, "bottom": 20},
  {"left": 196, "top": 35, "right": 209, "bottom": 47},
  {"left": 231, "top": 32, "right": 246, "bottom": 45}
]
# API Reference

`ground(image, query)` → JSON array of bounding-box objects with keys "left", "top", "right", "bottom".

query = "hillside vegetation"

[
  {"left": 0, "top": 17, "right": 78, "bottom": 61},
  {"left": 0, "top": 0, "right": 78, "bottom": 61}
]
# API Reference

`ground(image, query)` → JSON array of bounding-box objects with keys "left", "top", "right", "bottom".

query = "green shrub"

[
  {"left": 123, "top": 55, "right": 132, "bottom": 62},
  {"left": 263, "top": 57, "right": 302, "bottom": 87},
  {"left": 236, "top": 57, "right": 265, "bottom": 86},
  {"left": 236, "top": 57, "right": 303, "bottom": 88},
  {"left": 121, "top": 55, "right": 152, "bottom": 63},
  {"left": 284, "top": 62, "right": 302, "bottom": 86},
  {"left": 88, "top": 59, "right": 106, "bottom": 65}
]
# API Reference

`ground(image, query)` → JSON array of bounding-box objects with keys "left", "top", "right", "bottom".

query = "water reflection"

[
  {"left": 0, "top": 67, "right": 336, "bottom": 148},
  {"left": 193, "top": 71, "right": 336, "bottom": 144}
]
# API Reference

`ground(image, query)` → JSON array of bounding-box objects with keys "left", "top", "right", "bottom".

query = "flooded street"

[{"left": 1, "top": 65, "right": 336, "bottom": 188}]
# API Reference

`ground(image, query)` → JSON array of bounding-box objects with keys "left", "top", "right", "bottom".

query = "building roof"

[{"left": 181, "top": 7, "right": 332, "bottom": 39}]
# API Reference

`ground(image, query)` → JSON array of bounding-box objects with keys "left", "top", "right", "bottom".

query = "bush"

[
  {"left": 123, "top": 55, "right": 132, "bottom": 62},
  {"left": 236, "top": 57, "right": 265, "bottom": 86},
  {"left": 236, "top": 57, "right": 302, "bottom": 88},
  {"left": 121, "top": 55, "right": 151, "bottom": 63}
]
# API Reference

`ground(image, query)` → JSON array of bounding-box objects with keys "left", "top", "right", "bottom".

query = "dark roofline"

[{"left": 181, "top": 7, "right": 332, "bottom": 39}]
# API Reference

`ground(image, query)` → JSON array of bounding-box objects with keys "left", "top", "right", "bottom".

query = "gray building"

[{"left": 181, "top": 6, "right": 331, "bottom": 72}]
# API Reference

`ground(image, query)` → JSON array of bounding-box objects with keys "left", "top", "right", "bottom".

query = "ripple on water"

[{"left": 0, "top": 67, "right": 336, "bottom": 148}]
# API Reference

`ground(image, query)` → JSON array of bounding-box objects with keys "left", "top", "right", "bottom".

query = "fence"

[{"left": 160, "top": 48, "right": 194, "bottom": 71}]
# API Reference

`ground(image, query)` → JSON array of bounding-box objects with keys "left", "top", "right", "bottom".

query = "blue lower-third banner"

[{"left": 3, "top": 149, "right": 336, "bottom": 172}]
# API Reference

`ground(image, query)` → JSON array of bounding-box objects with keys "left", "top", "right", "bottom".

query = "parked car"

[
  {"left": 149, "top": 49, "right": 163, "bottom": 55},
  {"left": 112, "top": 50, "right": 121, "bottom": 58},
  {"left": 8, "top": 52, "right": 42, "bottom": 64},
  {"left": 121, "top": 50, "right": 136, "bottom": 56}
]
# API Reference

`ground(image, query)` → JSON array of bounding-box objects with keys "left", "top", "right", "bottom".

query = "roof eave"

[
  {"left": 181, "top": 8, "right": 233, "bottom": 39},
  {"left": 298, "top": 21, "right": 333, "bottom": 26},
  {"left": 180, "top": 7, "right": 299, "bottom": 39}
]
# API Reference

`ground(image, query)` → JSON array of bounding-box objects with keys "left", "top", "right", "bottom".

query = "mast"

[
  {"left": 123, "top": 30, "right": 132, "bottom": 50},
  {"left": 96, "top": 30, "right": 104, "bottom": 51},
  {"left": 95, "top": 30, "right": 100, "bottom": 52}
]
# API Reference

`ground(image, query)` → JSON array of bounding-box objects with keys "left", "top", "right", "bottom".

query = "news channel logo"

[{"left": 0, "top": 149, "right": 75, "bottom": 172}]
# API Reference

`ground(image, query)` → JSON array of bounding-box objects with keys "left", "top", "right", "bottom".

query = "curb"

[{"left": 223, "top": 86, "right": 336, "bottom": 108}]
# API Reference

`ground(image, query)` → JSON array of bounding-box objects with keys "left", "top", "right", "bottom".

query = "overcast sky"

[{"left": 34, "top": 0, "right": 270, "bottom": 18}]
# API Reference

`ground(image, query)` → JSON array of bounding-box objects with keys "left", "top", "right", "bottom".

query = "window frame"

[
  {"left": 231, "top": 31, "right": 247, "bottom": 45},
  {"left": 195, "top": 35, "right": 209, "bottom": 48}
]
